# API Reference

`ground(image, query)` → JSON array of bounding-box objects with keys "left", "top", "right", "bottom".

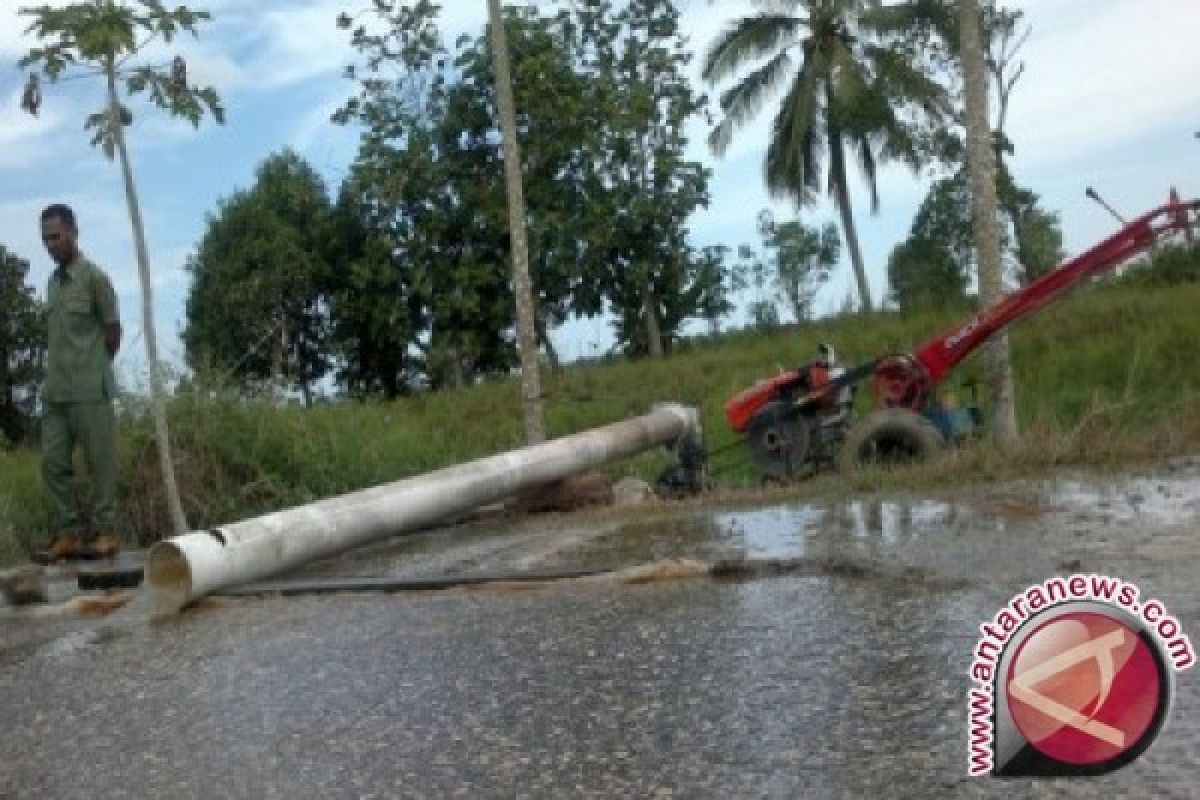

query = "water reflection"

[
  {"left": 711, "top": 506, "right": 825, "bottom": 558},
  {"left": 1044, "top": 476, "right": 1199, "bottom": 526}
]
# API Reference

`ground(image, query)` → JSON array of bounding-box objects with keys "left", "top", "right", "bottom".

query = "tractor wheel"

[
  {"left": 839, "top": 408, "right": 945, "bottom": 474},
  {"left": 745, "top": 402, "right": 816, "bottom": 481}
]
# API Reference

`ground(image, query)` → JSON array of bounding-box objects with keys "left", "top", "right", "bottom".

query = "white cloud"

[
  {"left": 0, "top": 86, "right": 70, "bottom": 168},
  {"left": 0, "top": 3, "right": 37, "bottom": 61},
  {"left": 242, "top": 2, "right": 354, "bottom": 91},
  {"left": 1005, "top": 0, "right": 1200, "bottom": 168}
]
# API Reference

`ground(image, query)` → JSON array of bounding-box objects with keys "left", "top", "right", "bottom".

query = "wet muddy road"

[{"left": 2, "top": 460, "right": 1199, "bottom": 798}]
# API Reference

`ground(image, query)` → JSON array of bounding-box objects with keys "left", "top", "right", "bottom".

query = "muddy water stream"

[{"left": 2, "top": 461, "right": 1198, "bottom": 797}]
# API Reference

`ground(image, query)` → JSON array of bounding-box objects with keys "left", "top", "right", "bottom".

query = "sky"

[{"left": 1, "top": 0, "right": 1199, "bottom": 385}]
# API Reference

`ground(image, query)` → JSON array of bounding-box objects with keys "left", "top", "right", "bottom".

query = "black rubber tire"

[
  {"left": 745, "top": 402, "right": 816, "bottom": 481},
  {"left": 839, "top": 408, "right": 945, "bottom": 474}
]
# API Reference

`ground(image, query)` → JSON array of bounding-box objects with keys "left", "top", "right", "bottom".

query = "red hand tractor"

[{"left": 724, "top": 191, "right": 1199, "bottom": 480}]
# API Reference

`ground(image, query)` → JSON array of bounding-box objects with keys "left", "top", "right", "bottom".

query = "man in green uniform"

[{"left": 35, "top": 204, "right": 122, "bottom": 563}]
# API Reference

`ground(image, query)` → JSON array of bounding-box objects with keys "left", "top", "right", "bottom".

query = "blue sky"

[{"left": 2, "top": 0, "right": 1199, "bottom": 385}]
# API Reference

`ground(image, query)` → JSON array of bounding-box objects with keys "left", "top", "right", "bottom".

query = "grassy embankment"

[{"left": 1, "top": 276, "right": 1199, "bottom": 563}]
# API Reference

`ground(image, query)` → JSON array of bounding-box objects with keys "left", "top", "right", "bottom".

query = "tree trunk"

[
  {"left": 107, "top": 65, "right": 190, "bottom": 535},
  {"left": 959, "top": 0, "right": 1018, "bottom": 446},
  {"left": 272, "top": 313, "right": 285, "bottom": 393},
  {"left": 828, "top": 134, "right": 874, "bottom": 313},
  {"left": 488, "top": 0, "right": 545, "bottom": 445},
  {"left": 487, "top": 0, "right": 544, "bottom": 443},
  {"left": 0, "top": 345, "right": 21, "bottom": 445},
  {"left": 641, "top": 275, "right": 664, "bottom": 358},
  {"left": 534, "top": 315, "right": 560, "bottom": 370}
]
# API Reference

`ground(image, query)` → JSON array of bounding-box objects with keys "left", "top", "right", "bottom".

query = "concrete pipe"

[{"left": 146, "top": 404, "right": 700, "bottom": 611}]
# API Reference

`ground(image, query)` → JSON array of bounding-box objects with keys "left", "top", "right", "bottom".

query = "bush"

[{"left": 1116, "top": 243, "right": 1200, "bottom": 288}]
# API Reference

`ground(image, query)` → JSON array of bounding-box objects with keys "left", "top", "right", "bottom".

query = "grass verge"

[{"left": 1, "top": 280, "right": 1198, "bottom": 564}]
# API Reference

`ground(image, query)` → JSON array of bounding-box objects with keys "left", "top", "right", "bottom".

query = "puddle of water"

[
  {"left": 842, "top": 500, "right": 958, "bottom": 545},
  {"left": 593, "top": 498, "right": 963, "bottom": 568},
  {"left": 1044, "top": 476, "right": 1200, "bottom": 526},
  {"left": 712, "top": 507, "right": 825, "bottom": 557}
]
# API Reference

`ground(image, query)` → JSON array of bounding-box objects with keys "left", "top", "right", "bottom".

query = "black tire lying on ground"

[{"left": 839, "top": 408, "right": 945, "bottom": 474}]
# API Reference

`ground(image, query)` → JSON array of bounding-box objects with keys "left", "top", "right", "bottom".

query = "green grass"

[{"left": 2, "top": 278, "right": 1199, "bottom": 563}]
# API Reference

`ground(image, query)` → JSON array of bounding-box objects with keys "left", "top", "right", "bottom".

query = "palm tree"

[
  {"left": 703, "top": 0, "right": 948, "bottom": 312},
  {"left": 958, "top": 0, "right": 1017, "bottom": 444}
]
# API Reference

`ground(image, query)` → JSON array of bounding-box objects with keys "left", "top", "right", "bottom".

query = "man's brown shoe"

[
  {"left": 32, "top": 535, "right": 85, "bottom": 565},
  {"left": 0, "top": 566, "right": 48, "bottom": 605},
  {"left": 87, "top": 534, "right": 121, "bottom": 560}
]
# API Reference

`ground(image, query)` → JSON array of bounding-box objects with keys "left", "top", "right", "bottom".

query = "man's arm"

[
  {"left": 94, "top": 271, "right": 121, "bottom": 360},
  {"left": 104, "top": 322, "right": 122, "bottom": 360}
]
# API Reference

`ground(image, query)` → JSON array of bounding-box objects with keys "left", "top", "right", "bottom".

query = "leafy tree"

[
  {"left": 887, "top": 234, "right": 965, "bottom": 312},
  {"left": 693, "top": 244, "right": 736, "bottom": 335},
  {"left": 702, "top": 0, "right": 949, "bottom": 312},
  {"left": 572, "top": 0, "right": 713, "bottom": 356},
  {"left": 733, "top": 241, "right": 774, "bottom": 330},
  {"left": 335, "top": 2, "right": 518, "bottom": 390},
  {"left": 325, "top": 178, "right": 423, "bottom": 400},
  {"left": 19, "top": 0, "right": 225, "bottom": 535},
  {"left": 184, "top": 150, "right": 333, "bottom": 404},
  {"left": 1008, "top": 192, "right": 1064, "bottom": 285},
  {"left": 887, "top": 173, "right": 971, "bottom": 310},
  {"left": 767, "top": 218, "right": 839, "bottom": 323},
  {"left": 448, "top": 6, "right": 603, "bottom": 366},
  {"left": 887, "top": 171, "right": 1063, "bottom": 310},
  {"left": 0, "top": 245, "right": 45, "bottom": 446},
  {"left": 737, "top": 213, "right": 837, "bottom": 326},
  {"left": 335, "top": 1, "right": 721, "bottom": 376}
]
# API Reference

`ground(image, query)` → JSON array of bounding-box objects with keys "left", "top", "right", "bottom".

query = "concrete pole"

[{"left": 146, "top": 405, "right": 700, "bottom": 611}]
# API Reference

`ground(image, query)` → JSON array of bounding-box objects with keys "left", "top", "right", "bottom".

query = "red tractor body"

[{"left": 727, "top": 191, "right": 1200, "bottom": 479}]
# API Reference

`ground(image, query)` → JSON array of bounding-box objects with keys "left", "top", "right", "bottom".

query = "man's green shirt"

[{"left": 45, "top": 254, "right": 119, "bottom": 403}]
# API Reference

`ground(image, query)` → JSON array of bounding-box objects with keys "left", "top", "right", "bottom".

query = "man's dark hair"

[{"left": 40, "top": 204, "right": 77, "bottom": 231}]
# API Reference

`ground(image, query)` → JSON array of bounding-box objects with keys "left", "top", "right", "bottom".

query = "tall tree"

[
  {"left": 184, "top": 150, "right": 333, "bottom": 403},
  {"left": 20, "top": 0, "right": 225, "bottom": 535},
  {"left": 959, "top": 0, "right": 1017, "bottom": 444},
  {"left": 929, "top": 2, "right": 1064, "bottom": 286},
  {"left": 326, "top": 178, "right": 423, "bottom": 400},
  {"left": 703, "top": 0, "right": 949, "bottom": 312},
  {"left": 692, "top": 244, "right": 736, "bottom": 335},
  {"left": 0, "top": 245, "right": 45, "bottom": 446},
  {"left": 336, "top": 2, "right": 522, "bottom": 390},
  {"left": 487, "top": 0, "right": 544, "bottom": 444},
  {"left": 573, "top": 0, "right": 712, "bottom": 356},
  {"left": 887, "top": 174, "right": 972, "bottom": 310},
  {"left": 336, "top": 1, "right": 719, "bottom": 371},
  {"left": 451, "top": 6, "right": 599, "bottom": 366},
  {"left": 886, "top": 164, "right": 1063, "bottom": 309},
  {"left": 1010, "top": 201, "right": 1064, "bottom": 285},
  {"left": 768, "top": 218, "right": 839, "bottom": 323}
]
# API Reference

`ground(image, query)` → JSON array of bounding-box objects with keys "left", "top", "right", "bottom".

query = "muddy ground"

[{"left": 1, "top": 458, "right": 1198, "bottom": 798}]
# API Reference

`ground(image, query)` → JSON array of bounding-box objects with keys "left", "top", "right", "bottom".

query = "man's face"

[{"left": 41, "top": 216, "right": 77, "bottom": 267}]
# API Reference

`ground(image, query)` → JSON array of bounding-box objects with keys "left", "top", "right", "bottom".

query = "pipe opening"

[{"left": 144, "top": 542, "right": 194, "bottom": 614}]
